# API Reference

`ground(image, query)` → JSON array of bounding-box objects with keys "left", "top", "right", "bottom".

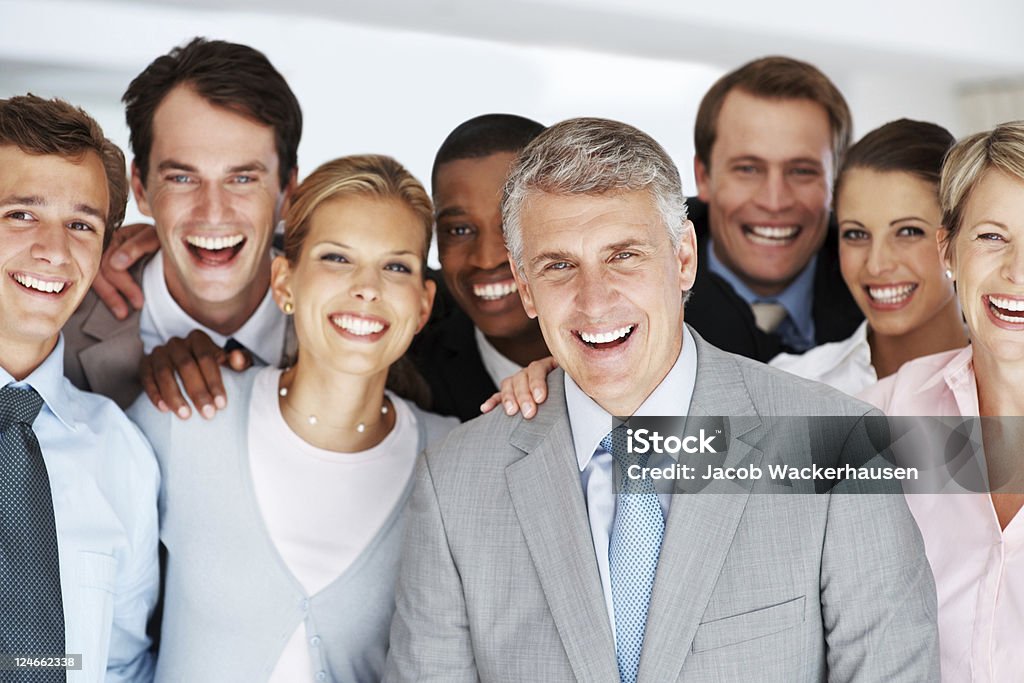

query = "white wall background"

[{"left": 2, "top": 0, "right": 1023, "bottom": 230}]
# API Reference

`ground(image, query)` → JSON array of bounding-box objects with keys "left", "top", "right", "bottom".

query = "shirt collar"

[
  {"left": 706, "top": 237, "right": 817, "bottom": 344},
  {"left": 941, "top": 345, "right": 980, "bottom": 415},
  {"left": 566, "top": 325, "right": 698, "bottom": 472},
  {"left": 141, "top": 254, "right": 286, "bottom": 365},
  {"left": 474, "top": 327, "right": 523, "bottom": 388},
  {"left": 0, "top": 335, "right": 77, "bottom": 431}
]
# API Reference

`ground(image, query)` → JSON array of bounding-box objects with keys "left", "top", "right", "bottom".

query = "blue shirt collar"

[
  {"left": 706, "top": 237, "right": 817, "bottom": 347},
  {"left": 0, "top": 335, "right": 77, "bottom": 431}
]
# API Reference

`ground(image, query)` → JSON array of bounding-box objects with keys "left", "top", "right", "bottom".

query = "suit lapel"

[
  {"left": 504, "top": 369, "right": 620, "bottom": 682},
  {"left": 638, "top": 329, "right": 764, "bottom": 682},
  {"left": 76, "top": 296, "right": 144, "bottom": 404}
]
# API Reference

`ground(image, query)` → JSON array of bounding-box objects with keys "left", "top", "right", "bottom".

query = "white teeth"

[
  {"left": 991, "top": 308, "right": 1024, "bottom": 324},
  {"left": 13, "top": 273, "right": 66, "bottom": 294},
  {"left": 747, "top": 225, "right": 799, "bottom": 244},
  {"left": 867, "top": 284, "right": 917, "bottom": 304},
  {"left": 185, "top": 234, "right": 244, "bottom": 250},
  {"left": 579, "top": 325, "right": 634, "bottom": 345},
  {"left": 989, "top": 296, "right": 1024, "bottom": 312},
  {"left": 473, "top": 281, "right": 518, "bottom": 301},
  {"left": 331, "top": 314, "right": 386, "bottom": 336}
]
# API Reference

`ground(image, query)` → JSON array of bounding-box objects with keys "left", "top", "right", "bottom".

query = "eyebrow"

[
  {"left": 971, "top": 220, "right": 1010, "bottom": 230},
  {"left": 318, "top": 241, "right": 418, "bottom": 256},
  {"left": 889, "top": 216, "right": 930, "bottom": 226},
  {"left": 0, "top": 195, "right": 105, "bottom": 220},
  {"left": 435, "top": 206, "right": 467, "bottom": 221},
  {"left": 726, "top": 155, "right": 824, "bottom": 166},
  {"left": 155, "top": 160, "right": 269, "bottom": 175},
  {"left": 0, "top": 194, "right": 45, "bottom": 207}
]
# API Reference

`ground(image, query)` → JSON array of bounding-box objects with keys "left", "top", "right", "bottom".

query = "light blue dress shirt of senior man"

[
  {"left": 571, "top": 325, "right": 697, "bottom": 636},
  {"left": 1, "top": 336, "right": 160, "bottom": 683}
]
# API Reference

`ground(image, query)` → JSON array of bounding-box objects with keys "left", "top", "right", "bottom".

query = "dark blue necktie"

[{"left": 0, "top": 384, "right": 65, "bottom": 682}]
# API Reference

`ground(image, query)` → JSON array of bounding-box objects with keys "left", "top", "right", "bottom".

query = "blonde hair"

[
  {"left": 940, "top": 120, "right": 1024, "bottom": 245},
  {"left": 283, "top": 154, "right": 433, "bottom": 268}
]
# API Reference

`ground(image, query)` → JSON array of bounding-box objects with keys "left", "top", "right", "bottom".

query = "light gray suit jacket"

[
  {"left": 62, "top": 257, "right": 297, "bottom": 409},
  {"left": 386, "top": 328, "right": 939, "bottom": 682}
]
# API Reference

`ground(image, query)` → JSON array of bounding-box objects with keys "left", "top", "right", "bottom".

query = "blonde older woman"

[
  {"left": 130, "top": 155, "right": 456, "bottom": 682},
  {"left": 860, "top": 121, "right": 1024, "bottom": 681}
]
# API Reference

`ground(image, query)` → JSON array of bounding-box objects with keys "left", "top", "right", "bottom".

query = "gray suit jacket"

[
  {"left": 386, "top": 328, "right": 939, "bottom": 682},
  {"left": 62, "top": 256, "right": 297, "bottom": 409}
]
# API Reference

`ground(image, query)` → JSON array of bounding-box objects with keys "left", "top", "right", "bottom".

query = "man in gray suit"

[
  {"left": 62, "top": 37, "right": 300, "bottom": 411},
  {"left": 386, "top": 118, "right": 938, "bottom": 681}
]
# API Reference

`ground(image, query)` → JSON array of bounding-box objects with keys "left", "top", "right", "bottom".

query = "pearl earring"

[
  {"left": 283, "top": 301, "right": 294, "bottom": 314},
  {"left": 944, "top": 269, "right": 953, "bottom": 280}
]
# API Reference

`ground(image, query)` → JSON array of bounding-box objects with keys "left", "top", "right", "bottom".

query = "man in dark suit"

[
  {"left": 412, "top": 114, "right": 550, "bottom": 420},
  {"left": 686, "top": 56, "right": 862, "bottom": 362}
]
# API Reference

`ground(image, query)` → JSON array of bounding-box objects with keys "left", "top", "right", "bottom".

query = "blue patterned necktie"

[
  {"left": 605, "top": 425, "right": 664, "bottom": 683},
  {"left": 0, "top": 384, "right": 66, "bottom": 682}
]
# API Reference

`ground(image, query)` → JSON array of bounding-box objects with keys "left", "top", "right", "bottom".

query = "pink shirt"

[{"left": 860, "top": 346, "right": 1024, "bottom": 682}]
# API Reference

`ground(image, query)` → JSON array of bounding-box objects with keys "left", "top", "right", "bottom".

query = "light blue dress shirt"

[
  {"left": 565, "top": 325, "right": 698, "bottom": 636},
  {"left": 1, "top": 337, "right": 159, "bottom": 683},
  {"left": 706, "top": 237, "right": 817, "bottom": 351}
]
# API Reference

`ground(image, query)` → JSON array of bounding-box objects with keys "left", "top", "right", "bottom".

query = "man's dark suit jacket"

[
  {"left": 685, "top": 197, "right": 863, "bottom": 362},
  {"left": 411, "top": 303, "right": 495, "bottom": 423}
]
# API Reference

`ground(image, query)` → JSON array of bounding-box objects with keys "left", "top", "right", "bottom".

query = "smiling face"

[
  {"left": 133, "top": 85, "right": 290, "bottom": 320},
  {"left": 943, "top": 169, "right": 1024, "bottom": 364},
  {"left": 512, "top": 189, "right": 696, "bottom": 415},
  {"left": 838, "top": 169, "right": 955, "bottom": 338},
  {"left": 273, "top": 195, "right": 435, "bottom": 377},
  {"left": 695, "top": 90, "right": 833, "bottom": 297},
  {"left": 0, "top": 145, "right": 107, "bottom": 371},
  {"left": 434, "top": 151, "right": 537, "bottom": 339}
]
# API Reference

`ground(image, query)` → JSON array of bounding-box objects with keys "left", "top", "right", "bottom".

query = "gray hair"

[{"left": 501, "top": 117, "right": 689, "bottom": 273}]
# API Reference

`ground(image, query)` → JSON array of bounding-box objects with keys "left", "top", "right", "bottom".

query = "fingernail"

[
  {"left": 533, "top": 389, "right": 544, "bottom": 401},
  {"left": 114, "top": 307, "right": 127, "bottom": 320},
  {"left": 202, "top": 405, "right": 215, "bottom": 419},
  {"left": 504, "top": 401, "right": 515, "bottom": 416},
  {"left": 524, "top": 402, "right": 534, "bottom": 417},
  {"left": 177, "top": 406, "right": 191, "bottom": 419},
  {"left": 214, "top": 395, "right": 226, "bottom": 409},
  {"left": 157, "top": 400, "right": 168, "bottom": 412},
  {"left": 112, "top": 253, "right": 130, "bottom": 268}
]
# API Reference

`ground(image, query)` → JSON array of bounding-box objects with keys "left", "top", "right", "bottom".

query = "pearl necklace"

[{"left": 278, "top": 375, "right": 389, "bottom": 433}]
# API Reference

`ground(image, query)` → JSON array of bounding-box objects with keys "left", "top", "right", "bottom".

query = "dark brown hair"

[
  {"left": 694, "top": 56, "right": 851, "bottom": 173},
  {"left": 124, "top": 37, "right": 302, "bottom": 189},
  {"left": 0, "top": 94, "right": 128, "bottom": 248},
  {"left": 835, "top": 119, "right": 954, "bottom": 208}
]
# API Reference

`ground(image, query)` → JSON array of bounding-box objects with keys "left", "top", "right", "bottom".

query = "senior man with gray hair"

[{"left": 385, "top": 118, "right": 938, "bottom": 682}]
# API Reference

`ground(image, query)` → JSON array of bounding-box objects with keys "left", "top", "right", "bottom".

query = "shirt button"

[
  {"left": 315, "top": 672, "right": 326, "bottom": 682},
  {"left": 299, "top": 598, "right": 309, "bottom": 610},
  {"left": 310, "top": 635, "right": 321, "bottom": 646}
]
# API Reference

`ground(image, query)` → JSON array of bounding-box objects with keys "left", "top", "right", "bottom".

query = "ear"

[
  {"left": 694, "top": 156, "right": 712, "bottom": 203},
  {"left": 509, "top": 255, "right": 537, "bottom": 319},
  {"left": 937, "top": 228, "right": 954, "bottom": 274},
  {"left": 416, "top": 278, "right": 437, "bottom": 333},
  {"left": 270, "top": 254, "right": 294, "bottom": 313},
  {"left": 676, "top": 220, "right": 699, "bottom": 291},
  {"left": 130, "top": 161, "right": 153, "bottom": 218}
]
